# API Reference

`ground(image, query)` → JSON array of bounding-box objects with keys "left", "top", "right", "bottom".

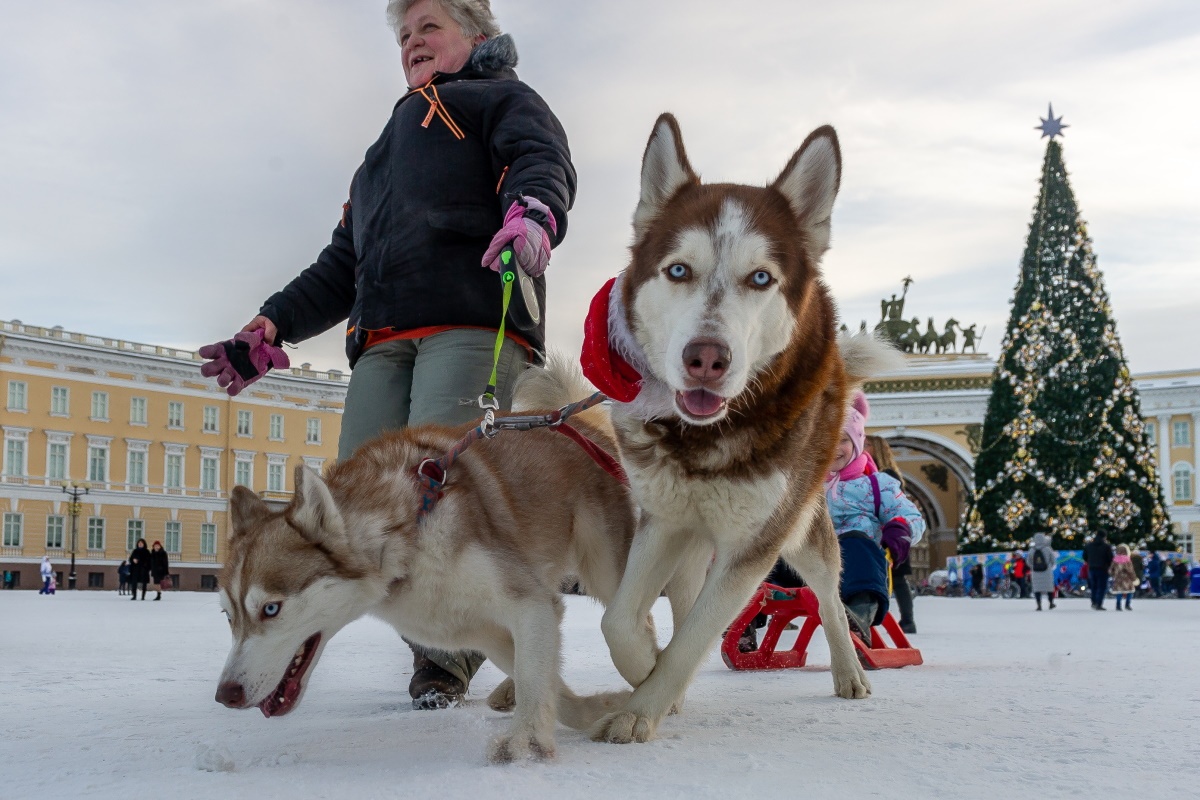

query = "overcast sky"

[{"left": 3, "top": 0, "right": 1198, "bottom": 376}]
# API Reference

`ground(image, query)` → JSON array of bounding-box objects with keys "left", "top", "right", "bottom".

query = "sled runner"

[{"left": 721, "top": 583, "right": 922, "bottom": 671}]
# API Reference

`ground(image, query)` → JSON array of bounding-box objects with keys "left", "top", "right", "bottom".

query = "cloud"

[{"left": 2, "top": 0, "right": 1197, "bottom": 376}]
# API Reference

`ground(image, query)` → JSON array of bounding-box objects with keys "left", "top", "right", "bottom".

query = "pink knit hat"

[{"left": 843, "top": 391, "right": 869, "bottom": 459}]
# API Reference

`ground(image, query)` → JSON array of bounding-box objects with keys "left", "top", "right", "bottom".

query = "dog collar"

[{"left": 581, "top": 276, "right": 643, "bottom": 402}]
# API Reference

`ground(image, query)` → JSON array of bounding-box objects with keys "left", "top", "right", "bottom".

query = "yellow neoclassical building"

[{"left": 1, "top": 320, "right": 346, "bottom": 590}]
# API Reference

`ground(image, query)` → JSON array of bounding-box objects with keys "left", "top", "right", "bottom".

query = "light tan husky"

[{"left": 214, "top": 359, "right": 673, "bottom": 763}]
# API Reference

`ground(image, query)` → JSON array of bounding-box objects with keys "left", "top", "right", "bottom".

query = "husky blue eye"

[
  {"left": 666, "top": 263, "right": 690, "bottom": 280},
  {"left": 751, "top": 270, "right": 772, "bottom": 287},
  {"left": 263, "top": 602, "right": 281, "bottom": 618}
]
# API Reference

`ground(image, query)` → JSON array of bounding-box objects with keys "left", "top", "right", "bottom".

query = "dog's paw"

[
  {"left": 589, "top": 710, "right": 658, "bottom": 744},
  {"left": 486, "top": 678, "right": 516, "bottom": 712},
  {"left": 832, "top": 662, "right": 872, "bottom": 699},
  {"left": 486, "top": 730, "right": 556, "bottom": 764}
]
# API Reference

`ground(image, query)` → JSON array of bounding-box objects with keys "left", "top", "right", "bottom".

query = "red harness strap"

[{"left": 554, "top": 422, "right": 629, "bottom": 487}]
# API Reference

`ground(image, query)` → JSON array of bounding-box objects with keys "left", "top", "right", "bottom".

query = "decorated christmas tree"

[{"left": 961, "top": 106, "right": 1170, "bottom": 553}]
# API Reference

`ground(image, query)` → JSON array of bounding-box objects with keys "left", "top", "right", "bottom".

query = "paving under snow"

[{"left": 2, "top": 589, "right": 1195, "bottom": 798}]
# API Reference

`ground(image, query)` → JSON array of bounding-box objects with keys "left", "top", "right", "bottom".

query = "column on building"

[
  {"left": 1192, "top": 413, "right": 1200, "bottom": 505},
  {"left": 1158, "top": 414, "right": 1173, "bottom": 504}
]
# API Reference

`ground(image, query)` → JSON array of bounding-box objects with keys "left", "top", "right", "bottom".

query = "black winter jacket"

[
  {"left": 1083, "top": 537, "right": 1114, "bottom": 572},
  {"left": 129, "top": 546, "right": 151, "bottom": 583},
  {"left": 259, "top": 35, "right": 575, "bottom": 366},
  {"left": 149, "top": 549, "right": 170, "bottom": 582}
]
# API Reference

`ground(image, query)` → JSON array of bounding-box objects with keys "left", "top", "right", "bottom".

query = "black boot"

[
  {"left": 409, "top": 650, "right": 466, "bottom": 710},
  {"left": 844, "top": 593, "right": 878, "bottom": 649},
  {"left": 141, "top": 586, "right": 146, "bottom": 600},
  {"left": 154, "top": 591, "right": 161, "bottom": 601},
  {"left": 899, "top": 620, "right": 917, "bottom": 634},
  {"left": 736, "top": 624, "right": 758, "bottom": 653}
]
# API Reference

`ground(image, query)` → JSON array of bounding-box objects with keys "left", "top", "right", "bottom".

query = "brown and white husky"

[
  {"left": 214, "top": 359, "right": 682, "bottom": 763},
  {"left": 582, "top": 113, "right": 899, "bottom": 744}
]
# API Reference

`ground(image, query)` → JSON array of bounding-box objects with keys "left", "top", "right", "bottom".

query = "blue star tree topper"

[{"left": 1036, "top": 103, "right": 1068, "bottom": 138}]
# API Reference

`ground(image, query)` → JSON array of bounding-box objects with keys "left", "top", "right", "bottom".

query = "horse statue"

[
  {"left": 936, "top": 318, "right": 960, "bottom": 354},
  {"left": 917, "top": 318, "right": 938, "bottom": 354}
]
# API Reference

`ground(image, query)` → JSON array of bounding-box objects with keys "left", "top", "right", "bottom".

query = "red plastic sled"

[{"left": 721, "top": 583, "right": 922, "bottom": 671}]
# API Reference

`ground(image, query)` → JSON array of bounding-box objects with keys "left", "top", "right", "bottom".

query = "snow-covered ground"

[{"left": 3, "top": 590, "right": 1195, "bottom": 798}]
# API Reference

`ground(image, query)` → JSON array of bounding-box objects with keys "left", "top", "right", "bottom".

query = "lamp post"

[{"left": 61, "top": 481, "right": 89, "bottom": 590}]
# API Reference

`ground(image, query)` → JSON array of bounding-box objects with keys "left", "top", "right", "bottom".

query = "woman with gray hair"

[{"left": 201, "top": 0, "right": 576, "bottom": 709}]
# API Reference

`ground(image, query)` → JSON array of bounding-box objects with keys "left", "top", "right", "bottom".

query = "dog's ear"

[
  {"left": 771, "top": 125, "right": 841, "bottom": 260},
  {"left": 287, "top": 465, "right": 346, "bottom": 545},
  {"left": 634, "top": 113, "right": 699, "bottom": 239},
  {"left": 230, "top": 486, "right": 271, "bottom": 537}
]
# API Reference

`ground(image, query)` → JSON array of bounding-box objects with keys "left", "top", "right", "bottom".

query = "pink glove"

[
  {"left": 199, "top": 329, "right": 290, "bottom": 396},
  {"left": 481, "top": 196, "right": 558, "bottom": 278}
]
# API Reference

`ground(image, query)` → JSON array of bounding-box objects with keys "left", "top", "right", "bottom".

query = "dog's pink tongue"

[{"left": 680, "top": 389, "right": 724, "bottom": 417}]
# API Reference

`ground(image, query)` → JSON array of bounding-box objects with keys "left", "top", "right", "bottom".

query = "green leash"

[{"left": 479, "top": 247, "right": 517, "bottom": 411}]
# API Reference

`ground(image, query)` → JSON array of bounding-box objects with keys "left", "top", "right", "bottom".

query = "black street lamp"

[{"left": 61, "top": 481, "right": 89, "bottom": 590}]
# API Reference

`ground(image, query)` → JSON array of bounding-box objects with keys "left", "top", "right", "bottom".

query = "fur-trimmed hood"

[{"left": 467, "top": 32, "right": 518, "bottom": 73}]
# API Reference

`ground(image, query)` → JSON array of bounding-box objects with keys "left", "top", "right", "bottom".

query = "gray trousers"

[{"left": 338, "top": 329, "right": 529, "bottom": 686}]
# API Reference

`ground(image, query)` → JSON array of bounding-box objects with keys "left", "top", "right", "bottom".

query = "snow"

[{"left": 2, "top": 590, "right": 1195, "bottom": 798}]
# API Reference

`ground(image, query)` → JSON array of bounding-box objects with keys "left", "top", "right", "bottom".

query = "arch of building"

[
  {"left": 879, "top": 430, "right": 976, "bottom": 493},
  {"left": 877, "top": 429, "right": 977, "bottom": 580}
]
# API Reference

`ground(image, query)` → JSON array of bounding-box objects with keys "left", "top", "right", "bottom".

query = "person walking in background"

[
  {"left": 970, "top": 562, "right": 985, "bottom": 597},
  {"left": 1147, "top": 551, "right": 1162, "bottom": 597},
  {"left": 1130, "top": 550, "right": 1145, "bottom": 597},
  {"left": 865, "top": 435, "right": 919, "bottom": 634},
  {"left": 38, "top": 556, "right": 53, "bottom": 595},
  {"left": 1011, "top": 549, "right": 1031, "bottom": 598},
  {"left": 1083, "top": 531, "right": 1114, "bottom": 610},
  {"left": 148, "top": 541, "right": 170, "bottom": 601},
  {"left": 1173, "top": 559, "right": 1190, "bottom": 599},
  {"left": 1028, "top": 533, "right": 1057, "bottom": 610},
  {"left": 117, "top": 560, "right": 130, "bottom": 596},
  {"left": 128, "top": 539, "right": 150, "bottom": 601},
  {"left": 1109, "top": 545, "right": 1137, "bottom": 611}
]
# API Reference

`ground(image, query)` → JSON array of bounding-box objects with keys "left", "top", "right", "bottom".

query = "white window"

[
  {"left": 48, "top": 442, "right": 68, "bottom": 480},
  {"left": 1174, "top": 421, "right": 1192, "bottom": 447},
  {"left": 130, "top": 397, "right": 147, "bottom": 425},
  {"left": 1146, "top": 422, "right": 1157, "bottom": 446},
  {"left": 237, "top": 410, "right": 252, "bottom": 437},
  {"left": 46, "top": 516, "right": 65, "bottom": 549},
  {"left": 166, "top": 453, "right": 184, "bottom": 489},
  {"left": 91, "top": 391, "right": 109, "bottom": 420},
  {"left": 1174, "top": 464, "right": 1194, "bottom": 503},
  {"left": 303, "top": 457, "right": 326, "bottom": 475},
  {"left": 203, "top": 406, "right": 219, "bottom": 433},
  {"left": 269, "top": 414, "right": 284, "bottom": 441},
  {"left": 235, "top": 453, "right": 254, "bottom": 488},
  {"left": 201, "top": 455, "right": 219, "bottom": 491},
  {"left": 164, "top": 521, "right": 182, "bottom": 554},
  {"left": 51, "top": 386, "right": 69, "bottom": 416},
  {"left": 127, "top": 450, "right": 146, "bottom": 487},
  {"left": 88, "top": 445, "right": 108, "bottom": 483},
  {"left": 306, "top": 418, "right": 321, "bottom": 445},
  {"left": 268, "top": 462, "right": 285, "bottom": 493},
  {"left": 87, "top": 517, "right": 105, "bottom": 551},
  {"left": 4, "top": 438, "right": 26, "bottom": 477},
  {"left": 3, "top": 513, "right": 22, "bottom": 547},
  {"left": 200, "top": 523, "right": 217, "bottom": 556},
  {"left": 168, "top": 401, "right": 184, "bottom": 429},
  {"left": 126, "top": 519, "right": 144, "bottom": 552},
  {"left": 7, "top": 380, "right": 28, "bottom": 411}
]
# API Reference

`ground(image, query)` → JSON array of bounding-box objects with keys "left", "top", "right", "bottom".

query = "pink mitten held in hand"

[{"left": 481, "top": 196, "right": 557, "bottom": 278}]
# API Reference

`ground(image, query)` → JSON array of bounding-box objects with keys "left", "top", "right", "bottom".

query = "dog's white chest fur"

[{"left": 622, "top": 435, "right": 787, "bottom": 543}]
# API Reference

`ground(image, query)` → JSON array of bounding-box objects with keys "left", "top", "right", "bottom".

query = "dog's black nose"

[
  {"left": 683, "top": 340, "right": 731, "bottom": 383},
  {"left": 215, "top": 681, "right": 246, "bottom": 708}
]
